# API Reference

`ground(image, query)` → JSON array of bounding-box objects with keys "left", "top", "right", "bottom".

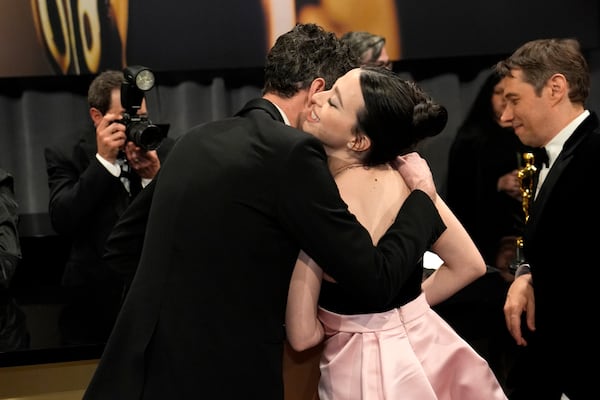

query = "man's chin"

[
  {"left": 513, "top": 126, "right": 525, "bottom": 136},
  {"left": 514, "top": 128, "right": 534, "bottom": 146}
]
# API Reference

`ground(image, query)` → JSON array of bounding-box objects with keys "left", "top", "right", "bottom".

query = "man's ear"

[
  {"left": 304, "top": 78, "right": 327, "bottom": 109},
  {"left": 90, "top": 107, "right": 103, "bottom": 126},
  {"left": 308, "top": 78, "right": 326, "bottom": 97},
  {"left": 347, "top": 133, "right": 371, "bottom": 152},
  {"left": 548, "top": 73, "right": 568, "bottom": 104}
]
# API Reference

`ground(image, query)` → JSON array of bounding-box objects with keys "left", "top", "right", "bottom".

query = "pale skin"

[
  {"left": 90, "top": 88, "right": 160, "bottom": 180},
  {"left": 285, "top": 68, "right": 486, "bottom": 351},
  {"left": 263, "top": 70, "right": 437, "bottom": 201},
  {"left": 500, "top": 68, "right": 584, "bottom": 346}
]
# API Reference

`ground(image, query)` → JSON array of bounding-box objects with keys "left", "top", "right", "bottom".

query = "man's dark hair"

[
  {"left": 87, "top": 70, "right": 124, "bottom": 114},
  {"left": 263, "top": 23, "right": 357, "bottom": 98},
  {"left": 495, "top": 38, "right": 589, "bottom": 104},
  {"left": 340, "top": 31, "right": 386, "bottom": 66}
]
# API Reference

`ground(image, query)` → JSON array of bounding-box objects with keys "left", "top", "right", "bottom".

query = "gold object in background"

[
  {"left": 296, "top": 0, "right": 402, "bottom": 59},
  {"left": 30, "top": 0, "right": 127, "bottom": 75},
  {"left": 510, "top": 152, "right": 537, "bottom": 273},
  {"left": 517, "top": 152, "right": 537, "bottom": 222}
]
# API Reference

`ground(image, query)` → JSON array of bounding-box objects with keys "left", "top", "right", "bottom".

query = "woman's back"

[
  {"left": 318, "top": 163, "right": 423, "bottom": 315},
  {"left": 335, "top": 164, "right": 410, "bottom": 244}
]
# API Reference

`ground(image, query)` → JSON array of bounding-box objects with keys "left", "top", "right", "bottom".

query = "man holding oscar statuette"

[{"left": 498, "top": 38, "right": 599, "bottom": 399}]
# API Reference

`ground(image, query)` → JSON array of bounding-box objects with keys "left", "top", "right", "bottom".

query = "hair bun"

[{"left": 412, "top": 100, "right": 448, "bottom": 139}]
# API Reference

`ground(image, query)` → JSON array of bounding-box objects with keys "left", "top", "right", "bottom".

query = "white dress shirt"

[{"left": 535, "top": 110, "right": 590, "bottom": 199}]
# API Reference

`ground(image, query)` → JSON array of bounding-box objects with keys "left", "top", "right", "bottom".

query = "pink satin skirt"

[{"left": 317, "top": 293, "right": 507, "bottom": 400}]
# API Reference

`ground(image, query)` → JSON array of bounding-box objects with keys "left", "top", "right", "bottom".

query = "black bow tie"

[
  {"left": 529, "top": 148, "right": 549, "bottom": 169},
  {"left": 119, "top": 160, "right": 142, "bottom": 196}
]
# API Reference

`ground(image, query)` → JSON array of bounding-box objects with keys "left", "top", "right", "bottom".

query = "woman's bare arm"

[{"left": 285, "top": 250, "right": 325, "bottom": 351}]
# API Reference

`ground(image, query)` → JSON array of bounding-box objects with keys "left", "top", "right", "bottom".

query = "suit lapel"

[{"left": 529, "top": 114, "right": 597, "bottom": 234}]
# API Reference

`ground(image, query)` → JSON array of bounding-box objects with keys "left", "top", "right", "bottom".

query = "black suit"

[
  {"left": 0, "top": 169, "right": 20, "bottom": 288},
  {"left": 83, "top": 99, "right": 446, "bottom": 400},
  {"left": 507, "top": 112, "right": 600, "bottom": 399},
  {"left": 447, "top": 123, "right": 545, "bottom": 267},
  {"left": 44, "top": 125, "right": 173, "bottom": 343}
]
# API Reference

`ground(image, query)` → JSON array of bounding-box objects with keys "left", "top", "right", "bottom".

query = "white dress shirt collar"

[
  {"left": 544, "top": 109, "right": 590, "bottom": 169},
  {"left": 535, "top": 109, "right": 590, "bottom": 199},
  {"left": 272, "top": 103, "right": 291, "bottom": 126}
]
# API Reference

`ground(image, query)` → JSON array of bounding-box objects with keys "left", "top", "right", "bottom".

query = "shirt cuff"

[{"left": 515, "top": 263, "right": 531, "bottom": 278}]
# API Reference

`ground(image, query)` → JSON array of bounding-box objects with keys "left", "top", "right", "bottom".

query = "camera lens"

[{"left": 127, "top": 121, "right": 165, "bottom": 151}]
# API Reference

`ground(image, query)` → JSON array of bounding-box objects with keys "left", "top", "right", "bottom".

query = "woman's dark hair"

[
  {"left": 355, "top": 66, "right": 447, "bottom": 166},
  {"left": 459, "top": 70, "right": 503, "bottom": 133}
]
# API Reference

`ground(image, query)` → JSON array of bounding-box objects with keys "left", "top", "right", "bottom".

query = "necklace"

[{"left": 332, "top": 163, "right": 365, "bottom": 177}]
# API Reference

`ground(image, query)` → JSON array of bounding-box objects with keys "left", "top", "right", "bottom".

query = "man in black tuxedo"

[
  {"left": 499, "top": 38, "right": 599, "bottom": 399},
  {"left": 44, "top": 70, "right": 173, "bottom": 344},
  {"left": 83, "top": 24, "right": 446, "bottom": 400},
  {"left": 0, "top": 168, "right": 29, "bottom": 351},
  {"left": 0, "top": 168, "right": 20, "bottom": 289}
]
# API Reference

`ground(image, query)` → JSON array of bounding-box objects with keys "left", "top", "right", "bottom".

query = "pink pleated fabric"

[{"left": 317, "top": 293, "right": 507, "bottom": 400}]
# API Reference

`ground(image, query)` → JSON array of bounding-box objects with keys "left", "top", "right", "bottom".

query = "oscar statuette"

[{"left": 509, "top": 152, "right": 537, "bottom": 274}]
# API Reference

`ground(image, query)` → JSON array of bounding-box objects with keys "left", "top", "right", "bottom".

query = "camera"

[{"left": 118, "top": 65, "right": 166, "bottom": 151}]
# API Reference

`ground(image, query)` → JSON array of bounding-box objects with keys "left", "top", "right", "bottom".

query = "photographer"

[{"left": 44, "top": 69, "right": 173, "bottom": 345}]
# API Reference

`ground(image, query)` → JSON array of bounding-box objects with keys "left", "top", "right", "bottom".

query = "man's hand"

[
  {"left": 495, "top": 236, "right": 517, "bottom": 282},
  {"left": 503, "top": 273, "right": 535, "bottom": 346},
  {"left": 125, "top": 142, "right": 160, "bottom": 179},
  {"left": 96, "top": 112, "right": 127, "bottom": 163},
  {"left": 394, "top": 152, "right": 437, "bottom": 201},
  {"left": 497, "top": 169, "right": 521, "bottom": 200}
]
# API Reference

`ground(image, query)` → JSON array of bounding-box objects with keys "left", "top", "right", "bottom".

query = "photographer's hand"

[
  {"left": 96, "top": 112, "right": 126, "bottom": 163},
  {"left": 125, "top": 142, "right": 160, "bottom": 180}
]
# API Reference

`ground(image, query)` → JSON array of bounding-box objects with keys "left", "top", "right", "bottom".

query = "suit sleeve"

[
  {"left": 279, "top": 138, "right": 446, "bottom": 308},
  {"left": 44, "top": 145, "right": 124, "bottom": 235},
  {"left": 101, "top": 138, "right": 173, "bottom": 288},
  {"left": 103, "top": 177, "right": 157, "bottom": 289}
]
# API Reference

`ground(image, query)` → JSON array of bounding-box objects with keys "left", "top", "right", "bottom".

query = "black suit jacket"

[
  {"left": 44, "top": 125, "right": 174, "bottom": 343},
  {"left": 447, "top": 122, "right": 545, "bottom": 267},
  {"left": 512, "top": 112, "right": 600, "bottom": 396},
  {"left": 84, "top": 99, "right": 446, "bottom": 400},
  {"left": 44, "top": 125, "right": 174, "bottom": 288},
  {"left": 0, "top": 169, "right": 20, "bottom": 288}
]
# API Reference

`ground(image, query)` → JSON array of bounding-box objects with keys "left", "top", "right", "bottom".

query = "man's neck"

[
  {"left": 263, "top": 91, "right": 308, "bottom": 128},
  {"left": 269, "top": 102, "right": 291, "bottom": 126}
]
